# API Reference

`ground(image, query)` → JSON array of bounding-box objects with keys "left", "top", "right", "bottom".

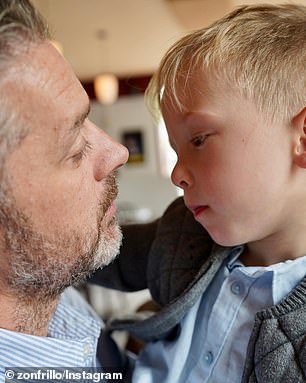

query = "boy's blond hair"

[{"left": 146, "top": 4, "right": 306, "bottom": 124}]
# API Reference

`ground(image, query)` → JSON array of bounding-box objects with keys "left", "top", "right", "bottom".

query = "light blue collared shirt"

[
  {"left": 0, "top": 287, "right": 103, "bottom": 381},
  {"left": 133, "top": 247, "right": 306, "bottom": 383}
]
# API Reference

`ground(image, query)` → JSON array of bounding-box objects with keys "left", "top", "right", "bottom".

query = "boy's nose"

[{"left": 171, "top": 161, "right": 192, "bottom": 190}]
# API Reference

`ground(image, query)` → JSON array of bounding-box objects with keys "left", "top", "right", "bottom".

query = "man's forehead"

[
  {"left": 2, "top": 42, "right": 90, "bottom": 144},
  {"left": 28, "top": 42, "right": 83, "bottom": 96}
]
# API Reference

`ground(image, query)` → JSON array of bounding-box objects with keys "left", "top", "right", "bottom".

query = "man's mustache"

[{"left": 100, "top": 171, "right": 119, "bottom": 216}]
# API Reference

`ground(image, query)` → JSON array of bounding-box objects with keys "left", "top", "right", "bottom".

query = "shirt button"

[
  {"left": 204, "top": 351, "right": 214, "bottom": 365},
  {"left": 231, "top": 281, "right": 243, "bottom": 295},
  {"left": 83, "top": 343, "right": 92, "bottom": 356}
]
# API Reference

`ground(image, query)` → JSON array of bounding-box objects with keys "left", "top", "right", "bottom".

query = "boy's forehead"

[
  {"left": 160, "top": 72, "right": 223, "bottom": 115},
  {"left": 160, "top": 73, "right": 267, "bottom": 129}
]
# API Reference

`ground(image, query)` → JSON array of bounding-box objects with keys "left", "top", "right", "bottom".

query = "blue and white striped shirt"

[{"left": 0, "top": 287, "right": 103, "bottom": 380}]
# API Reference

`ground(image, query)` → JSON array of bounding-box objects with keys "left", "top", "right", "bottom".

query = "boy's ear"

[{"left": 292, "top": 107, "right": 306, "bottom": 168}]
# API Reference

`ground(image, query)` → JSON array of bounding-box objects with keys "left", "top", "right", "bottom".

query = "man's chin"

[{"left": 92, "top": 221, "right": 122, "bottom": 269}]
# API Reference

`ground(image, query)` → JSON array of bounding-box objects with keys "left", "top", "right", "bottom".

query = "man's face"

[
  {"left": 0, "top": 42, "right": 128, "bottom": 298},
  {"left": 162, "top": 73, "right": 294, "bottom": 247}
]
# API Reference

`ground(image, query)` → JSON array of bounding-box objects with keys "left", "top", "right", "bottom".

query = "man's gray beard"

[{"left": 0, "top": 173, "right": 122, "bottom": 301}]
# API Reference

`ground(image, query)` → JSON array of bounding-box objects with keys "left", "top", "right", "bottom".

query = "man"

[{"left": 0, "top": 0, "right": 128, "bottom": 374}]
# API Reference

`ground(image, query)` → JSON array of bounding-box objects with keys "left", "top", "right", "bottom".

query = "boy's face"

[{"left": 162, "top": 75, "right": 295, "bottom": 247}]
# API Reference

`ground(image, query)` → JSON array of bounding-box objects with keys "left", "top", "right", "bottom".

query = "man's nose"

[
  {"left": 110, "top": 139, "right": 129, "bottom": 171},
  {"left": 94, "top": 129, "right": 129, "bottom": 181}
]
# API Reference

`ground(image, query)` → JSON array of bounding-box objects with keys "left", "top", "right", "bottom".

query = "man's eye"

[
  {"left": 71, "top": 140, "right": 93, "bottom": 165},
  {"left": 191, "top": 135, "right": 206, "bottom": 147}
]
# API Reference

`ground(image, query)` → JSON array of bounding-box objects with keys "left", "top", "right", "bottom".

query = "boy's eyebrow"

[
  {"left": 184, "top": 111, "right": 215, "bottom": 126},
  {"left": 168, "top": 138, "right": 177, "bottom": 152}
]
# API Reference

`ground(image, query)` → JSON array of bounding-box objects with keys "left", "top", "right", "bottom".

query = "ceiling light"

[{"left": 94, "top": 73, "right": 119, "bottom": 105}]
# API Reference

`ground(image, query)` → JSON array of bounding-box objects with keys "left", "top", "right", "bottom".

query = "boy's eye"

[{"left": 191, "top": 135, "right": 206, "bottom": 147}]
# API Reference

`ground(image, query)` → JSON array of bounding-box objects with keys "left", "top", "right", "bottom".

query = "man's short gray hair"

[
  {"left": 0, "top": 0, "right": 49, "bottom": 169},
  {"left": 0, "top": 0, "right": 48, "bottom": 58}
]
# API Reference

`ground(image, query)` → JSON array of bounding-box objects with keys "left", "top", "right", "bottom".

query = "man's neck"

[{"left": 0, "top": 292, "right": 59, "bottom": 336}]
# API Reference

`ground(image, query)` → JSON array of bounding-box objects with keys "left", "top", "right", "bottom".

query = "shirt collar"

[
  {"left": 226, "top": 245, "right": 306, "bottom": 304},
  {"left": 0, "top": 287, "right": 102, "bottom": 368},
  {"left": 226, "top": 246, "right": 244, "bottom": 271},
  {"left": 48, "top": 287, "right": 102, "bottom": 340}
]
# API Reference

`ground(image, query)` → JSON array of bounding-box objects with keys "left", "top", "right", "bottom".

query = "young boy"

[{"left": 92, "top": 4, "right": 306, "bottom": 382}]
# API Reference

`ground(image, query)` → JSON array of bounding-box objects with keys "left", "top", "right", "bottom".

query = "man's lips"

[
  {"left": 188, "top": 205, "right": 208, "bottom": 217},
  {"left": 106, "top": 201, "right": 117, "bottom": 216}
]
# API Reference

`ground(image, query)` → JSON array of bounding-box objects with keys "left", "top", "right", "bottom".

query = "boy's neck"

[{"left": 239, "top": 226, "right": 306, "bottom": 267}]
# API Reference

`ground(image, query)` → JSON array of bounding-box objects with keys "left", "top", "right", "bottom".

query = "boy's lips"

[{"left": 188, "top": 205, "right": 209, "bottom": 217}]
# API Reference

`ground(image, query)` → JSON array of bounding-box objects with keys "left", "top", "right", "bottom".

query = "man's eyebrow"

[
  {"left": 57, "top": 103, "right": 91, "bottom": 161},
  {"left": 72, "top": 103, "right": 91, "bottom": 130}
]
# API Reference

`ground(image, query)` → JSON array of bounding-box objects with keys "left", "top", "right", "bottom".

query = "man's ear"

[{"left": 293, "top": 107, "right": 306, "bottom": 168}]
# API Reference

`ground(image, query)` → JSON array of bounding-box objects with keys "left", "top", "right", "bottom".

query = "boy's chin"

[{"left": 207, "top": 229, "right": 245, "bottom": 248}]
